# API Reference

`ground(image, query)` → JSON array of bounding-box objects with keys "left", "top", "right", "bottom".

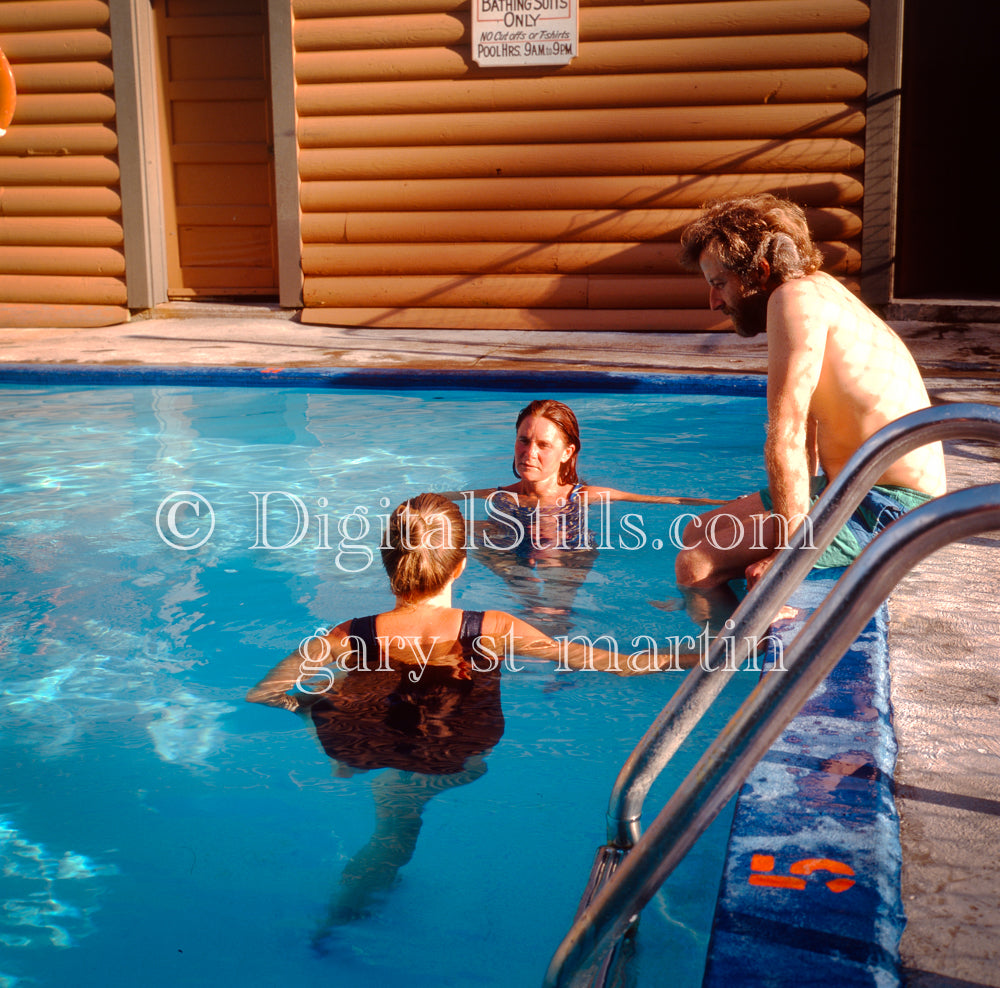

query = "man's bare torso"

[{"left": 772, "top": 271, "right": 946, "bottom": 496}]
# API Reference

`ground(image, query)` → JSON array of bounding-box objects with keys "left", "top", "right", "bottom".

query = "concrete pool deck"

[{"left": 1, "top": 303, "right": 998, "bottom": 988}]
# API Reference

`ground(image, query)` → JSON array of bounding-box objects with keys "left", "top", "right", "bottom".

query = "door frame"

[
  {"left": 860, "top": 0, "right": 904, "bottom": 308},
  {"left": 109, "top": 0, "right": 301, "bottom": 310}
]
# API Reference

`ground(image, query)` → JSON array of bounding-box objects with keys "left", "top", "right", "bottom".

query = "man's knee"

[
  {"left": 675, "top": 544, "right": 716, "bottom": 588},
  {"left": 674, "top": 513, "right": 719, "bottom": 587}
]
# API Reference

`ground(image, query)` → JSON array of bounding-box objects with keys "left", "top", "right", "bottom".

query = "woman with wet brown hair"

[
  {"left": 446, "top": 397, "right": 721, "bottom": 553},
  {"left": 438, "top": 399, "right": 722, "bottom": 632}
]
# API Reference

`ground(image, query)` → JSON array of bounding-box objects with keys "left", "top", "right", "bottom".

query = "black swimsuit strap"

[
  {"left": 457, "top": 610, "right": 485, "bottom": 659},
  {"left": 346, "top": 614, "right": 378, "bottom": 660},
  {"left": 348, "top": 611, "right": 484, "bottom": 662}
]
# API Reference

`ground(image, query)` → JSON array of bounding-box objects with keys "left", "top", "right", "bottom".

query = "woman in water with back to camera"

[{"left": 247, "top": 493, "right": 695, "bottom": 943}]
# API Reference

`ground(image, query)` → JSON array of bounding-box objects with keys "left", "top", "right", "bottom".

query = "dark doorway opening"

[{"left": 894, "top": 0, "right": 997, "bottom": 300}]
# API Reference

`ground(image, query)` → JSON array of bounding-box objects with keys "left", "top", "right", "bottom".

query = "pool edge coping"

[
  {"left": 702, "top": 573, "right": 904, "bottom": 988},
  {"left": 0, "top": 362, "right": 766, "bottom": 397}
]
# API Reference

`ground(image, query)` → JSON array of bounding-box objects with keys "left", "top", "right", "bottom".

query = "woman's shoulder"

[
  {"left": 479, "top": 609, "right": 550, "bottom": 640},
  {"left": 478, "top": 609, "right": 515, "bottom": 633},
  {"left": 324, "top": 617, "right": 361, "bottom": 639}
]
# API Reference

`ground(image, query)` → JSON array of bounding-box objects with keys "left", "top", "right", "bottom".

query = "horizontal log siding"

[
  {"left": 295, "top": 0, "right": 869, "bottom": 329},
  {"left": 302, "top": 242, "right": 860, "bottom": 276},
  {"left": 298, "top": 104, "right": 867, "bottom": 147},
  {"left": 296, "top": 68, "right": 868, "bottom": 115},
  {"left": 293, "top": 2, "right": 870, "bottom": 52},
  {"left": 0, "top": 0, "right": 126, "bottom": 328},
  {"left": 300, "top": 173, "right": 865, "bottom": 211},
  {"left": 295, "top": 35, "right": 868, "bottom": 85},
  {"left": 302, "top": 207, "right": 862, "bottom": 245}
]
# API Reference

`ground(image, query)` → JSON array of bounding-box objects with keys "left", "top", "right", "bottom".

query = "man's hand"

[
  {"left": 745, "top": 552, "right": 778, "bottom": 589},
  {"left": 745, "top": 552, "right": 802, "bottom": 622}
]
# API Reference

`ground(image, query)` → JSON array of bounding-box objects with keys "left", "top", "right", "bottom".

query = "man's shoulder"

[
  {"left": 770, "top": 271, "right": 848, "bottom": 304},
  {"left": 769, "top": 273, "right": 889, "bottom": 336},
  {"left": 764, "top": 274, "right": 835, "bottom": 343}
]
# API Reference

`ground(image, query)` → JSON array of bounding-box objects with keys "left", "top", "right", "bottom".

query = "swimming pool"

[{"left": 0, "top": 378, "right": 769, "bottom": 987}]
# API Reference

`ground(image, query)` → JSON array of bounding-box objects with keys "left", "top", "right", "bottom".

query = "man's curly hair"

[{"left": 679, "top": 194, "right": 824, "bottom": 287}]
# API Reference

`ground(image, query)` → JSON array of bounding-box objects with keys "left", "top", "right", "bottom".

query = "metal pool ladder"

[{"left": 543, "top": 402, "right": 1000, "bottom": 988}]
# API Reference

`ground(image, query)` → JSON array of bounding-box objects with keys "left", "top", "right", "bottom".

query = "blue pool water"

[{"left": 0, "top": 383, "right": 769, "bottom": 987}]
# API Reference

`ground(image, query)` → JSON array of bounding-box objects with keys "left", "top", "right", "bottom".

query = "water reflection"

[{"left": 307, "top": 659, "right": 504, "bottom": 945}]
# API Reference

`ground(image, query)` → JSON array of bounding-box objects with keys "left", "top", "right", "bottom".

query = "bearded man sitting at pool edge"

[{"left": 673, "top": 194, "right": 946, "bottom": 615}]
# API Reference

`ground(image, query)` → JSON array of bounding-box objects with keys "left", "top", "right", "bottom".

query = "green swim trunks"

[{"left": 758, "top": 476, "right": 934, "bottom": 569}]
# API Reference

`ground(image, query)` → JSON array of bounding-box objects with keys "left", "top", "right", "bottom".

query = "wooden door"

[{"left": 155, "top": 0, "right": 277, "bottom": 298}]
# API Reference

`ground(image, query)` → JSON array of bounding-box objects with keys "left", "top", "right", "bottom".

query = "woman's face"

[{"left": 514, "top": 415, "right": 574, "bottom": 484}]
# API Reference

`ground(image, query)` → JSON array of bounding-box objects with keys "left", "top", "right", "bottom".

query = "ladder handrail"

[
  {"left": 546, "top": 482, "right": 1000, "bottom": 987},
  {"left": 605, "top": 402, "right": 1000, "bottom": 847}
]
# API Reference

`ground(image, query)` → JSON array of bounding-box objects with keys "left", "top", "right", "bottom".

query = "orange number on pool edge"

[
  {"left": 0, "top": 48, "right": 16, "bottom": 136},
  {"left": 790, "top": 857, "right": 857, "bottom": 893},
  {"left": 749, "top": 853, "right": 856, "bottom": 893}
]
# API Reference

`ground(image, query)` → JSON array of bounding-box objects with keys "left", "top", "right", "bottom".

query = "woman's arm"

[
  {"left": 584, "top": 485, "right": 725, "bottom": 506},
  {"left": 246, "top": 622, "right": 354, "bottom": 710},
  {"left": 482, "top": 612, "right": 697, "bottom": 674},
  {"left": 440, "top": 485, "right": 722, "bottom": 506}
]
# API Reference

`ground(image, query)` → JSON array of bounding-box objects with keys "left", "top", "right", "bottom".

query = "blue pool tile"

[{"left": 703, "top": 572, "right": 905, "bottom": 988}]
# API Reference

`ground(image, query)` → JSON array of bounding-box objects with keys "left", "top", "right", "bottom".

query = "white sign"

[{"left": 472, "top": 0, "right": 577, "bottom": 67}]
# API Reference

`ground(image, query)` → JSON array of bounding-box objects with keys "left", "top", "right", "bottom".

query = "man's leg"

[
  {"left": 674, "top": 492, "right": 785, "bottom": 589},
  {"left": 673, "top": 492, "right": 788, "bottom": 634}
]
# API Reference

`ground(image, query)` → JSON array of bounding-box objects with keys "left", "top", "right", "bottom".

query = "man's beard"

[{"left": 727, "top": 288, "right": 770, "bottom": 338}]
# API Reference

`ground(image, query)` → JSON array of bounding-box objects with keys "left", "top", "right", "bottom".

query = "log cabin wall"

[
  {"left": 0, "top": 0, "right": 127, "bottom": 329},
  {"left": 0, "top": 0, "right": 872, "bottom": 331},
  {"left": 295, "top": 0, "right": 870, "bottom": 331}
]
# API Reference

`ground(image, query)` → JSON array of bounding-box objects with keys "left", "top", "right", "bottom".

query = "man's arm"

[
  {"left": 805, "top": 415, "right": 819, "bottom": 478},
  {"left": 763, "top": 282, "right": 827, "bottom": 537}
]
